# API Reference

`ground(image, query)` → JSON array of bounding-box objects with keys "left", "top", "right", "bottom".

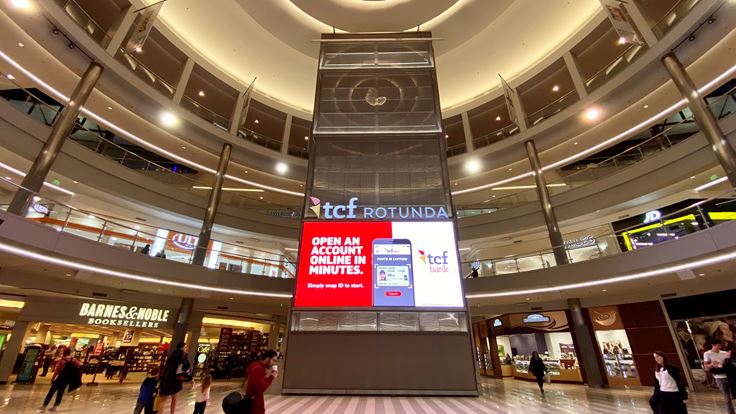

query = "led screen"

[{"left": 294, "top": 221, "right": 464, "bottom": 308}]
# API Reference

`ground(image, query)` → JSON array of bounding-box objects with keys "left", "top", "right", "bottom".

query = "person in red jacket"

[{"left": 244, "top": 350, "right": 279, "bottom": 414}]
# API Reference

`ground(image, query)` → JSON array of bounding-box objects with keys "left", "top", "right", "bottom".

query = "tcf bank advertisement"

[{"left": 294, "top": 221, "right": 464, "bottom": 308}]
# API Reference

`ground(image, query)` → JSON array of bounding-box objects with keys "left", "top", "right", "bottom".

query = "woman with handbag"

[
  {"left": 529, "top": 351, "right": 548, "bottom": 394},
  {"left": 650, "top": 351, "right": 688, "bottom": 414},
  {"left": 158, "top": 343, "right": 191, "bottom": 414}
]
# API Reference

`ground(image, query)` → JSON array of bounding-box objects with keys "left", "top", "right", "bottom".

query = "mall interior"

[{"left": 0, "top": 0, "right": 735, "bottom": 413}]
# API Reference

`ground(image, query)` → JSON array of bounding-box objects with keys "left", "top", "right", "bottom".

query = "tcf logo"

[{"left": 418, "top": 249, "right": 450, "bottom": 273}]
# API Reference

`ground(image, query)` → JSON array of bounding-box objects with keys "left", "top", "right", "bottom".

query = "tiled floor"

[{"left": 0, "top": 377, "right": 730, "bottom": 413}]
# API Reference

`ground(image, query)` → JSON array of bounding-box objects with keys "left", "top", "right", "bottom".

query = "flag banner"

[
  {"left": 238, "top": 77, "right": 257, "bottom": 129},
  {"left": 126, "top": 1, "right": 165, "bottom": 53},
  {"left": 600, "top": 0, "right": 644, "bottom": 45},
  {"left": 498, "top": 74, "right": 517, "bottom": 125}
]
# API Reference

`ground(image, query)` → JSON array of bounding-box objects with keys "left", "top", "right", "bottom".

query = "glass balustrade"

[
  {"left": 55, "top": 0, "right": 112, "bottom": 48},
  {"left": 115, "top": 50, "right": 177, "bottom": 99},
  {"left": 652, "top": 0, "right": 702, "bottom": 40},
  {"left": 584, "top": 44, "right": 646, "bottom": 93}
]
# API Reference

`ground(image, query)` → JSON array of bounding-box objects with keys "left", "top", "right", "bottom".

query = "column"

[
  {"left": 171, "top": 143, "right": 231, "bottom": 351},
  {"left": 486, "top": 322, "right": 503, "bottom": 379},
  {"left": 281, "top": 114, "right": 292, "bottom": 155},
  {"left": 185, "top": 311, "right": 204, "bottom": 365},
  {"left": 621, "top": 1, "right": 659, "bottom": 46},
  {"left": 105, "top": 5, "right": 137, "bottom": 55},
  {"left": 0, "top": 321, "right": 30, "bottom": 384},
  {"left": 7, "top": 62, "right": 103, "bottom": 215},
  {"left": 461, "top": 112, "right": 474, "bottom": 151},
  {"left": 36, "top": 324, "right": 51, "bottom": 345},
  {"left": 172, "top": 58, "right": 195, "bottom": 104},
  {"left": 563, "top": 52, "right": 589, "bottom": 99},
  {"left": 662, "top": 52, "right": 736, "bottom": 187},
  {"left": 267, "top": 322, "right": 281, "bottom": 351},
  {"left": 567, "top": 299, "right": 606, "bottom": 387},
  {"left": 525, "top": 140, "right": 568, "bottom": 266}
]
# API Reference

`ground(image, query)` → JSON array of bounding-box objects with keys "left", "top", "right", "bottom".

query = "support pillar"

[
  {"left": 185, "top": 311, "right": 204, "bottom": 365},
  {"left": 172, "top": 58, "right": 195, "bottom": 104},
  {"left": 567, "top": 298, "right": 606, "bottom": 387},
  {"left": 281, "top": 114, "right": 292, "bottom": 155},
  {"left": 662, "top": 52, "right": 736, "bottom": 187},
  {"left": 267, "top": 322, "right": 281, "bottom": 351},
  {"left": 8, "top": 62, "right": 103, "bottom": 215},
  {"left": 621, "top": 1, "right": 659, "bottom": 46},
  {"left": 486, "top": 324, "right": 503, "bottom": 379},
  {"left": 105, "top": 5, "right": 137, "bottom": 55},
  {"left": 35, "top": 324, "right": 51, "bottom": 345},
  {"left": 171, "top": 143, "right": 231, "bottom": 352},
  {"left": 0, "top": 320, "right": 30, "bottom": 384},
  {"left": 563, "top": 52, "right": 589, "bottom": 99},
  {"left": 525, "top": 140, "right": 568, "bottom": 266},
  {"left": 461, "top": 112, "right": 474, "bottom": 151}
]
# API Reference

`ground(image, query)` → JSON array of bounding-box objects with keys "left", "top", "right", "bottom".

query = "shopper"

[
  {"left": 650, "top": 351, "right": 688, "bottom": 414},
  {"left": 193, "top": 374, "right": 212, "bottom": 414},
  {"left": 529, "top": 351, "right": 547, "bottom": 394},
  {"left": 141, "top": 244, "right": 151, "bottom": 255},
  {"left": 134, "top": 366, "right": 159, "bottom": 414},
  {"left": 42, "top": 347, "right": 81, "bottom": 411},
  {"left": 159, "top": 343, "right": 191, "bottom": 414},
  {"left": 244, "top": 350, "right": 279, "bottom": 414},
  {"left": 40, "top": 345, "right": 57, "bottom": 377},
  {"left": 704, "top": 342, "right": 734, "bottom": 414}
]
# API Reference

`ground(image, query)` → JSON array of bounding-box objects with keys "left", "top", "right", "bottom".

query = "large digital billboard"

[{"left": 294, "top": 221, "right": 464, "bottom": 308}]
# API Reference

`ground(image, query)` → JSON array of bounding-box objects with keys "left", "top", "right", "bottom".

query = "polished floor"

[{"left": 0, "top": 377, "right": 730, "bottom": 413}]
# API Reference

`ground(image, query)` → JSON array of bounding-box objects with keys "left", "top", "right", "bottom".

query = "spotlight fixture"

[
  {"left": 17, "top": 42, "right": 24, "bottom": 47},
  {"left": 643, "top": 104, "right": 649, "bottom": 109},
  {"left": 159, "top": 111, "right": 179, "bottom": 127},
  {"left": 688, "top": 35, "right": 696, "bottom": 42},
  {"left": 198, "top": 90, "right": 205, "bottom": 97},
  {"left": 11, "top": 0, "right": 30, "bottom": 9},
  {"left": 275, "top": 162, "right": 288, "bottom": 174},
  {"left": 133, "top": 46, "right": 143, "bottom": 53},
  {"left": 304, "top": 136, "right": 308, "bottom": 140},
  {"left": 465, "top": 159, "right": 481, "bottom": 174},
  {"left": 106, "top": 106, "right": 112, "bottom": 110},
  {"left": 552, "top": 85, "right": 560, "bottom": 92},
  {"left": 495, "top": 115, "right": 501, "bottom": 121},
  {"left": 6, "top": 74, "right": 15, "bottom": 80},
  {"left": 254, "top": 119, "right": 259, "bottom": 124},
  {"left": 617, "top": 36, "right": 626, "bottom": 45},
  {"left": 444, "top": 134, "right": 449, "bottom": 138},
  {"left": 584, "top": 107, "right": 600, "bottom": 121}
]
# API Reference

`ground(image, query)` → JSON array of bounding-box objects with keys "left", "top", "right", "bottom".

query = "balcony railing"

[
  {"left": 115, "top": 49, "right": 177, "bottom": 99},
  {"left": 471, "top": 123, "right": 520, "bottom": 150},
  {"left": 181, "top": 94, "right": 231, "bottom": 131},
  {"left": 461, "top": 186, "right": 736, "bottom": 277},
  {"left": 0, "top": 178, "right": 296, "bottom": 278},
  {"left": 584, "top": 44, "right": 646, "bottom": 93},
  {"left": 55, "top": 0, "right": 112, "bottom": 48},
  {"left": 652, "top": 0, "right": 702, "bottom": 40},
  {"left": 524, "top": 89, "right": 579, "bottom": 128}
]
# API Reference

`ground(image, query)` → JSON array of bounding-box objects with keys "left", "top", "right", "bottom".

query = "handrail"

[
  {"left": 116, "top": 48, "right": 177, "bottom": 97},
  {"left": 524, "top": 89, "right": 579, "bottom": 126},
  {"left": 459, "top": 84, "right": 736, "bottom": 212},
  {"left": 0, "top": 76, "right": 297, "bottom": 211},
  {"left": 652, "top": 0, "right": 701, "bottom": 39},
  {"left": 471, "top": 123, "right": 520, "bottom": 149},
  {"left": 583, "top": 43, "right": 645, "bottom": 92},
  {"left": 0, "top": 177, "right": 296, "bottom": 278},
  {"left": 181, "top": 93, "right": 231, "bottom": 129},
  {"left": 56, "top": 0, "right": 112, "bottom": 47},
  {"left": 462, "top": 185, "right": 736, "bottom": 277}
]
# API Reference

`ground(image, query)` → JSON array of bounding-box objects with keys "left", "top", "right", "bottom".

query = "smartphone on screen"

[{"left": 372, "top": 238, "right": 415, "bottom": 307}]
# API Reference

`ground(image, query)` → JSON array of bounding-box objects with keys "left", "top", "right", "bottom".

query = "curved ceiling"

[{"left": 154, "top": 0, "right": 602, "bottom": 113}]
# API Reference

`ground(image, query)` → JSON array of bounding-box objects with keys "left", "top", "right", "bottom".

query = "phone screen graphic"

[{"left": 372, "top": 238, "right": 415, "bottom": 307}]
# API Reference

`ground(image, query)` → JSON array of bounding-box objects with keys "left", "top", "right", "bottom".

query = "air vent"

[
  {"left": 661, "top": 292, "right": 677, "bottom": 298},
  {"left": 513, "top": 240, "right": 523, "bottom": 244},
  {"left": 236, "top": 241, "right": 244, "bottom": 245},
  {"left": 92, "top": 292, "right": 108, "bottom": 298},
  {"left": 217, "top": 306, "right": 229, "bottom": 310},
  {"left": 531, "top": 307, "right": 542, "bottom": 311},
  {"left": 134, "top": 217, "right": 147, "bottom": 222},
  {"left": 618, "top": 214, "right": 629, "bottom": 219}
]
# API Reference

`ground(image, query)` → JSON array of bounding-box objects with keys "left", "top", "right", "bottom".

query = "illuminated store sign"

[
  {"left": 564, "top": 235, "right": 596, "bottom": 250},
  {"left": 308, "top": 197, "right": 449, "bottom": 220},
  {"left": 294, "top": 221, "right": 463, "bottom": 308},
  {"left": 493, "top": 319, "right": 503, "bottom": 328},
  {"left": 31, "top": 203, "right": 49, "bottom": 215},
  {"left": 172, "top": 233, "right": 198, "bottom": 250},
  {"left": 643, "top": 210, "right": 662, "bottom": 224},
  {"left": 79, "top": 302, "right": 171, "bottom": 328},
  {"left": 522, "top": 313, "right": 551, "bottom": 324}
]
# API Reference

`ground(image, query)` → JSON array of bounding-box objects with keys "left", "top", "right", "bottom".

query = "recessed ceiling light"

[
  {"left": 690, "top": 176, "right": 695, "bottom": 179},
  {"left": 133, "top": 46, "right": 143, "bottom": 53},
  {"left": 254, "top": 119, "right": 259, "bottom": 124},
  {"left": 304, "top": 136, "right": 308, "bottom": 140},
  {"left": 552, "top": 85, "right": 560, "bottom": 92},
  {"left": 106, "top": 106, "right": 112, "bottom": 110},
  {"left": 465, "top": 159, "right": 481, "bottom": 174},
  {"left": 6, "top": 74, "right": 15, "bottom": 80},
  {"left": 198, "top": 90, "right": 205, "bottom": 97},
  {"left": 181, "top": 146, "right": 186, "bottom": 149},
  {"left": 445, "top": 134, "right": 449, "bottom": 138},
  {"left": 259, "top": 196, "right": 264, "bottom": 200},
  {"left": 159, "top": 111, "right": 179, "bottom": 127},
  {"left": 495, "top": 115, "right": 501, "bottom": 121},
  {"left": 617, "top": 36, "right": 626, "bottom": 45},
  {"left": 584, "top": 107, "right": 600, "bottom": 121},
  {"left": 643, "top": 105, "right": 649, "bottom": 109},
  {"left": 275, "top": 162, "right": 288, "bottom": 174},
  {"left": 243, "top": 170, "right": 248, "bottom": 174},
  {"left": 5, "top": 176, "right": 11, "bottom": 180},
  {"left": 508, "top": 167, "right": 513, "bottom": 171},
  {"left": 299, "top": 184, "right": 303, "bottom": 187},
  {"left": 573, "top": 141, "right": 578, "bottom": 145},
  {"left": 492, "top": 195, "right": 496, "bottom": 198},
  {"left": 11, "top": 0, "right": 30, "bottom": 9},
  {"left": 73, "top": 180, "right": 78, "bottom": 183},
  {"left": 453, "top": 182, "right": 458, "bottom": 186},
  {"left": 17, "top": 42, "right": 24, "bottom": 47},
  {"left": 602, "top": 289, "right": 607, "bottom": 292},
  {"left": 698, "top": 273, "right": 705, "bottom": 276}
]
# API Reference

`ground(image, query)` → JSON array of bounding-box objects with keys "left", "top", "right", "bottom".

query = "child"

[
  {"left": 134, "top": 366, "right": 159, "bottom": 414},
  {"left": 193, "top": 374, "right": 212, "bottom": 414}
]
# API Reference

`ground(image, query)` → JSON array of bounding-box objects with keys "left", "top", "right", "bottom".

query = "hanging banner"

[
  {"left": 126, "top": 1, "right": 166, "bottom": 53},
  {"left": 498, "top": 74, "right": 517, "bottom": 125},
  {"left": 238, "top": 77, "right": 258, "bottom": 129},
  {"left": 599, "top": 0, "right": 644, "bottom": 45}
]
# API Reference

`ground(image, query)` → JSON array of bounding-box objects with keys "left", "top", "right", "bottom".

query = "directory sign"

[{"left": 294, "top": 221, "right": 464, "bottom": 308}]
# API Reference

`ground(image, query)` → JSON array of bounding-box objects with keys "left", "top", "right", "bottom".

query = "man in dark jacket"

[{"left": 42, "top": 347, "right": 81, "bottom": 411}]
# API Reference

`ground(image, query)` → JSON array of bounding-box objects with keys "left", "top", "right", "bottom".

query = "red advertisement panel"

[{"left": 295, "top": 221, "right": 391, "bottom": 307}]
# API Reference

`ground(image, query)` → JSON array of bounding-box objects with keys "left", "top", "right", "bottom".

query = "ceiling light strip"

[
  {"left": 0, "top": 240, "right": 293, "bottom": 299},
  {"left": 453, "top": 62, "right": 736, "bottom": 196},
  {"left": 466, "top": 249, "right": 736, "bottom": 299},
  {"left": 0, "top": 50, "right": 303, "bottom": 197},
  {"left": 0, "top": 161, "right": 74, "bottom": 195},
  {"left": 694, "top": 176, "right": 728, "bottom": 192}
]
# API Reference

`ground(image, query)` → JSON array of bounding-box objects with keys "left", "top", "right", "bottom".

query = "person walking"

[
  {"left": 529, "top": 351, "right": 547, "bottom": 394},
  {"left": 141, "top": 244, "right": 151, "bottom": 255},
  {"left": 42, "top": 347, "right": 81, "bottom": 411},
  {"left": 40, "top": 345, "right": 56, "bottom": 377},
  {"left": 134, "top": 366, "right": 159, "bottom": 414},
  {"left": 704, "top": 343, "right": 734, "bottom": 414},
  {"left": 650, "top": 351, "right": 688, "bottom": 414},
  {"left": 193, "top": 374, "right": 212, "bottom": 414},
  {"left": 244, "top": 350, "right": 279, "bottom": 414},
  {"left": 159, "top": 343, "right": 191, "bottom": 414}
]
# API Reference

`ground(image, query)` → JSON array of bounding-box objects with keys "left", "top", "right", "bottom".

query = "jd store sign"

[{"left": 307, "top": 196, "right": 450, "bottom": 220}]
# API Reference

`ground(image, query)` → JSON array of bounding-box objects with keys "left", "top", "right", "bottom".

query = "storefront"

[
  {"left": 664, "top": 289, "right": 736, "bottom": 391},
  {"left": 587, "top": 306, "right": 640, "bottom": 386},
  {"left": 487, "top": 311, "right": 584, "bottom": 384},
  {"left": 612, "top": 198, "right": 736, "bottom": 251}
]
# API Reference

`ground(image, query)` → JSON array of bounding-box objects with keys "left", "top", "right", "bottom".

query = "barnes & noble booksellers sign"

[{"left": 79, "top": 302, "right": 171, "bottom": 328}]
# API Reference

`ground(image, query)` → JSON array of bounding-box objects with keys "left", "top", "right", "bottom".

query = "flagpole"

[{"left": 133, "top": 0, "right": 167, "bottom": 14}]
